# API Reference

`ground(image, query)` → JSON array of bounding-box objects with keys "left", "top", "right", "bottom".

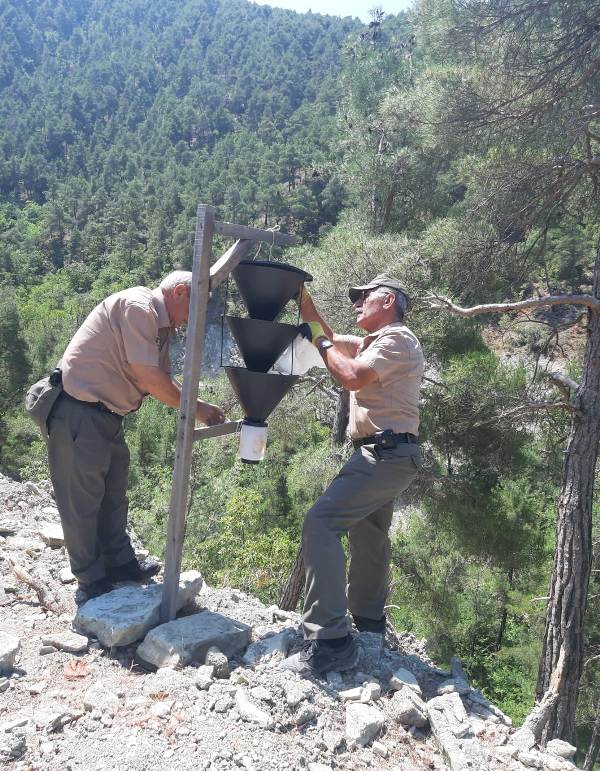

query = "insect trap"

[{"left": 222, "top": 260, "right": 312, "bottom": 463}]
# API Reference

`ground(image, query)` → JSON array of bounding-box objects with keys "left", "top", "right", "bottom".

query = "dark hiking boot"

[
  {"left": 74, "top": 578, "right": 115, "bottom": 605},
  {"left": 281, "top": 635, "right": 360, "bottom": 676},
  {"left": 352, "top": 613, "right": 386, "bottom": 634},
  {"left": 106, "top": 557, "right": 161, "bottom": 583}
]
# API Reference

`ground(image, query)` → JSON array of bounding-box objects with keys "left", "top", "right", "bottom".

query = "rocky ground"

[{"left": 0, "top": 472, "right": 583, "bottom": 771}]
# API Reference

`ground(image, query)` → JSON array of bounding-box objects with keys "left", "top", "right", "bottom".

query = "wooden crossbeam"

[
  {"left": 193, "top": 420, "right": 242, "bottom": 441},
  {"left": 214, "top": 220, "right": 299, "bottom": 246}
]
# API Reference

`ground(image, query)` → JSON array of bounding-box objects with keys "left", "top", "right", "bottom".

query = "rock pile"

[{"left": 0, "top": 472, "right": 583, "bottom": 770}]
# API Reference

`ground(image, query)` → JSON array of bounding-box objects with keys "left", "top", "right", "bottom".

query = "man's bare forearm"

[
  {"left": 130, "top": 364, "right": 225, "bottom": 425},
  {"left": 318, "top": 346, "right": 377, "bottom": 391},
  {"left": 129, "top": 364, "right": 181, "bottom": 408}
]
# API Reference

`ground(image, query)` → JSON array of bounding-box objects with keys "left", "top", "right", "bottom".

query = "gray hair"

[
  {"left": 159, "top": 271, "right": 193, "bottom": 292},
  {"left": 373, "top": 288, "right": 408, "bottom": 319}
]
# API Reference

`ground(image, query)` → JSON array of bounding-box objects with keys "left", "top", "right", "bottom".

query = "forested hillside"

[
  {"left": 0, "top": 0, "right": 366, "bottom": 467},
  {"left": 1, "top": 0, "right": 599, "bottom": 767}
]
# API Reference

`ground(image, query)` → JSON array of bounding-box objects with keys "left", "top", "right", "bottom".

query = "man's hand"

[
  {"left": 196, "top": 400, "right": 225, "bottom": 426},
  {"left": 299, "top": 321, "right": 327, "bottom": 346}
]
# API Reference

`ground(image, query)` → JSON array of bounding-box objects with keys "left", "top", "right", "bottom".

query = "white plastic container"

[{"left": 239, "top": 420, "right": 268, "bottom": 463}]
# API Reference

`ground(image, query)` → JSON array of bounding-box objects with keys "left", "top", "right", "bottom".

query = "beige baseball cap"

[{"left": 348, "top": 273, "right": 411, "bottom": 310}]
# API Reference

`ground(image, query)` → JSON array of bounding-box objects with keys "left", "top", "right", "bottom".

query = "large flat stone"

[
  {"left": 136, "top": 610, "right": 251, "bottom": 668},
  {"left": 74, "top": 571, "right": 203, "bottom": 647}
]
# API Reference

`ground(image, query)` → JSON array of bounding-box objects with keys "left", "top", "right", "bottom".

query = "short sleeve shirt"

[
  {"left": 348, "top": 322, "right": 424, "bottom": 439},
  {"left": 61, "top": 287, "right": 172, "bottom": 415}
]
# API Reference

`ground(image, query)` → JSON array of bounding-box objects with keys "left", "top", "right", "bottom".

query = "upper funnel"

[
  {"left": 225, "top": 316, "right": 298, "bottom": 373},
  {"left": 224, "top": 367, "right": 298, "bottom": 422},
  {"left": 232, "top": 260, "right": 313, "bottom": 321}
]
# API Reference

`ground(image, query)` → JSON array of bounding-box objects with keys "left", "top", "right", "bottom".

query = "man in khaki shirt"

[
  {"left": 47, "top": 271, "right": 224, "bottom": 603},
  {"left": 283, "top": 273, "right": 424, "bottom": 675}
]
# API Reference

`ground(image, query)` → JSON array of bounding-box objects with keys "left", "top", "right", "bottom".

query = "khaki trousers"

[
  {"left": 302, "top": 443, "right": 420, "bottom": 639},
  {"left": 47, "top": 395, "right": 135, "bottom": 584}
]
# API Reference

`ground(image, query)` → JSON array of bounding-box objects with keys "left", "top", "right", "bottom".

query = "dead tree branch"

[
  {"left": 471, "top": 400, "right": 582, "bottom": 428},
  {"left": 546, "top": 371, "right": 580, "bottom": 401},
  {"left": 6, "top": 557, "right": 65, "bottom": 614},
  {"left": 423, "top": 293, "right": 600, "bottom": 317}
]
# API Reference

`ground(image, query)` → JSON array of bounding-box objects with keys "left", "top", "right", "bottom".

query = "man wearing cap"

[
  {"left": 46, "top": 271, "right": 225, "bottom": 604},
  {"left": 283, "top": 274, "right": 424, "bottom": 675}
]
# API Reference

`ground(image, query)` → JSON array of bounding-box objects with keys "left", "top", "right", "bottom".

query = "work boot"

[
  {"left": 106, "top": 557, "right": 161, "bottom": 583},
  {"left": 352, "top": 613, "right": 387, "bottom": 634},
  {"left": 281, "top": 635, "right": 359, "bottom": 676},
  {"left": 74, "top": 578, "right": 115, "bottom": 605}
]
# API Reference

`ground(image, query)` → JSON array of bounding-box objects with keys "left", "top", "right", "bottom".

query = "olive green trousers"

[
  {"left": 47, "top": 396, "right": 135, "bottom": 584},
  {"left": 302, "top": 442, "right": 420, "bottom": 639}
]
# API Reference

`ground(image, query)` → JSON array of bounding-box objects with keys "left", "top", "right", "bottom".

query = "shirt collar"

[
  {"left": 362, "top": 321, "right": 405, "bottom": 347},
  {"left": 152, "top": 288, "right": 171, "bottom": 329}
]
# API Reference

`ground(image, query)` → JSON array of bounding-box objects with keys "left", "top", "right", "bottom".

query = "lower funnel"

[
  {"left": 225, "top": 316, "right": 298, "bottom": 373},
  {"left": 224, "top": 367, "right": 298, "bottom": 422}
]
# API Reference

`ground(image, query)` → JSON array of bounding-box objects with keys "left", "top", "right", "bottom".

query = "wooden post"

[{"left": 160, "top": 204, "right": 214, "bottom": 622}]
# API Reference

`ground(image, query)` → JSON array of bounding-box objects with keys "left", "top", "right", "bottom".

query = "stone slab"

[
  {"left": 74, "top": 571, "right": 203, "bottom": 647},
  {"left": 136, "top": 610, "right": 251, "bottom": 668}
]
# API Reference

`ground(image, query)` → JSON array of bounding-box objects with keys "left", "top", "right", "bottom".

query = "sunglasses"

[{"left": 354, "top": 288, "right": 389, "bottom": 303}]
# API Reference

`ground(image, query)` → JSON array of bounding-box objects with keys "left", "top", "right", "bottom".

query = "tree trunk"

[
  {"left": 583, "top": 696, "right": 600, "bottom": 771},
  {"left": 331, "top": 388, "right": 350, "bottom": 446},
  {"left": 495, "top": 568, "right": 513, "bottom": 651},
  {"left": 536, "top": 240, "right": 600, "bottom": 742},
  {"left": 279, "top": 546, "right": 304, "bottom": 612}
]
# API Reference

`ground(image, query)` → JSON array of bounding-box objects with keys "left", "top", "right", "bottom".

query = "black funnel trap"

[
  {"left": 232, "top": 260, "right": 312, "bottom": 321},
  {"left": 225, "top": 316, "right": 298, "bottom": 373},
  {"left": 224, "top": 367, "right": 298, "bottom": 422}
]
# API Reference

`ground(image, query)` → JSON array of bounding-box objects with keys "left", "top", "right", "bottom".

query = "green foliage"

[{"left": 390, "top": 510, "right": 548, "bottom": 723}]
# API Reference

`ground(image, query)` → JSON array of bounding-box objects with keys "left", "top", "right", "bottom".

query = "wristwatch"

[{"left": 317, "top": 337, "right": 333, "bottom": 352}]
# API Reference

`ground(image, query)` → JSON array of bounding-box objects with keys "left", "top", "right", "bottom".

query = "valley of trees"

[{"left": 0, "top": 0, "right": 598, "bottom": 766}]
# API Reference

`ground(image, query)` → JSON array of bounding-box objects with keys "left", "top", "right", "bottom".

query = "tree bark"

[
  {"left": 331, "top": 388, "right": 350, "bottom": 446},
  {"left": 279, "top": 546, "right": 304, "bottom": 612},
  {"left": 536, "top": 240, "right": 600, "bottom": 742},
  {"left": 583, "top": 696, "right": 600, "bottom": 771}
]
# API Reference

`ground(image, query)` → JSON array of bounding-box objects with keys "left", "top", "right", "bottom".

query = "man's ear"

[{"left": 175, "top": 283, "right": 188, "bottom": 298}]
